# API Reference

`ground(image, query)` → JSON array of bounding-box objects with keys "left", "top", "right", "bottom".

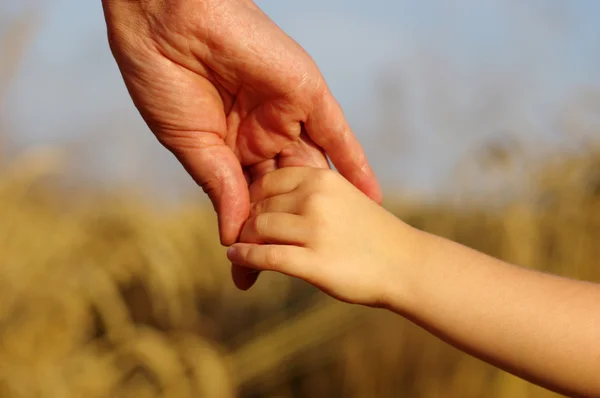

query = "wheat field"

[{"left": 0, "top": 140, "right": 598, "bottom": 397}]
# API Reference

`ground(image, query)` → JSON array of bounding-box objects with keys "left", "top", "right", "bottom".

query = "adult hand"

[{"left": 101, "top": 0, "right": 382, "bottom": 289}]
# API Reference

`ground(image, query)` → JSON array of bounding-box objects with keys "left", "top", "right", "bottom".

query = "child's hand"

[{"left": 227, "top": 167, "right": 418, "bottom": 307}]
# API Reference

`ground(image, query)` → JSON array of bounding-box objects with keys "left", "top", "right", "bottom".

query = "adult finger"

[
  {"left": 166, "top": 135, "right": 249, "bottom": 247},
  {"left": 305, "top": 89, "right": 383, "bottom": 204},
  {"left": 168, "top": 138, "right": 261, "bottom": 290},
  {"left": 231, "top": 264, "right": 260, "bottom": 291}
]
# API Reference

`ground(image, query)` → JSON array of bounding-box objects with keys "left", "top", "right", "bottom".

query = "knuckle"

[
  {"left": 310, "top": 168, "right": 337, "bottom": 188},
  {"left": 250, "top": 200, "right": 265, "bottom": 217},
  {"left": 252, "top": 175, "right": 269, "bottom": 195},
  {"left": 261, "top": 171, "right": 275, "bottom": 188},
  {"left": 253, "top": 213, "right": 271, "bottom": 234},
  {"left": 264, "top": 247, "right": 283, "bottom": 269},
  {"left": 252, "top": 171, "right": 275, "bottom": 193},
  {"left": 303, "top": 191, "right": 328, "bottom": 212}
]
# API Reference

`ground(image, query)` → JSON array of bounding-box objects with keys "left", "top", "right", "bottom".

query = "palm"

[{"left": 212, "top": 78, "right": 331, "bottom": 174}]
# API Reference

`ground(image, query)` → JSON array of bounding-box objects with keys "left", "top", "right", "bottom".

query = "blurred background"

[{"left": 1, "top": 1, "right": 599, "bottom": 397}]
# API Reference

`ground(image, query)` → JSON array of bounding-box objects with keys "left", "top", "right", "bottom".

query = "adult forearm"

[{"left": 388, "top": 230, "right": 600, "bottom": 397}]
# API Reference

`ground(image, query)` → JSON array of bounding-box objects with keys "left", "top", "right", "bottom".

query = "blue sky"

[{"left": 2, "top": 1, "right": 600, "bottom": 199}]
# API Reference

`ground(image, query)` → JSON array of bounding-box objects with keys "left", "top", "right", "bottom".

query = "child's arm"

[
  {"left": 227, "top": 167, "right": 600, "bottom": 397},
  {"left": 396, "top": 233, "right": 600, "bottom": 398}
]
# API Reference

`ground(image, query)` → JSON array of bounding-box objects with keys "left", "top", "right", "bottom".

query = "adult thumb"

[
  {"left": 169, "top": 140, "right": 250, "bottom": 247},
  {"left": 167, "top": 137, "right": 260, "bottom": 290}
]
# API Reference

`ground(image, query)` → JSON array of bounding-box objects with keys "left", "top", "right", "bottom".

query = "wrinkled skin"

[{"left": 101, "top": 0, "right": 382, "bottom": 289}]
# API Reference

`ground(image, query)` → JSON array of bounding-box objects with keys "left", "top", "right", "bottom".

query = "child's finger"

[
  {"left": 250, "top": 192, "right": 301, "bottom": 217},
  {"left": 249, "top": 167, "right": 313, "bottom": 203},
  {"left": 227, "top": 243, "right": 314, "bottom": 280},
  {"left": 240, "top": 213, "right": 310, "bottom": 245}
]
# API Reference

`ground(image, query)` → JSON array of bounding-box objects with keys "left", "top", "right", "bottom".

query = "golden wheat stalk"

[{"left": 229, "top": 298, "right": 369, "bottom": 389}]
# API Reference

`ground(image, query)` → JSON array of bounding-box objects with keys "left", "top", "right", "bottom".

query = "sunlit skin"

[
  {"left": 100, "top": 1, "right": 599, "bottom": 395},
  {"left": 100, "top": 0, "right": 382, "bottom": 289},
  {"left": 228, "top": 167, "right": 600, "bottom": 398}
]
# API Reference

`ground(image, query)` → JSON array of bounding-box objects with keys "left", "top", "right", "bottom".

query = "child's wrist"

[{"left": 378, "top": 223, "right": 429, "bottom": 314}]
